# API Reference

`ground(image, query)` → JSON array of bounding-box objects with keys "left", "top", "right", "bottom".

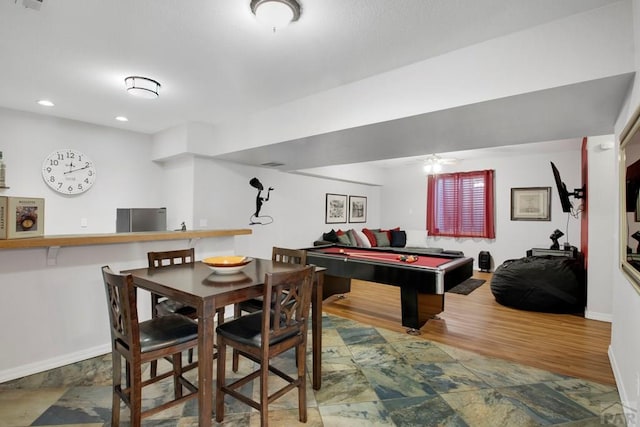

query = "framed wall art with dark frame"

[
  {"left": 325, "top": 193, "right": 348, "bottom": 224},
  {"left": 510, "top": 187, "right": 551, "bottom": 221},
  {"left": 348, "top": 195, "right": 367, "bottom": 223}
]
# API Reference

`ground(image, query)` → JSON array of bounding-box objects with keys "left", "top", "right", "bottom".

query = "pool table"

[{"left": 306, "top": 246, "right": 474, "bottom": 330}]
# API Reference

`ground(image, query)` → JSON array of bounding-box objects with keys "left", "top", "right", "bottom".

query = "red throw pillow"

[
  {"left": 362, "top": 228, "right": 378, "bottom": 247},
  {"left": 336, "top": 229, "right": 345, "bottom": 236}
]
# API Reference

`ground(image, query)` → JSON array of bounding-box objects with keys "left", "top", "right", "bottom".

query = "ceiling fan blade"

[{"left": 439, "top": 158, "right": 458, "bottom": 164}]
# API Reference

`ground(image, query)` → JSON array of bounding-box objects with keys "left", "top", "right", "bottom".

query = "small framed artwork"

[
  {"left": 349, "top": 195, "right": 367, "bottom": 223},
  {"left": 325, "top": 193, "right": 347, "bottom": 224},
  {"left": 511, "top": 187, "right": 551, "bottom": 221}
]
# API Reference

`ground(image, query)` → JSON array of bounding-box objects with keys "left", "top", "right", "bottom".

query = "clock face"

[{"left": 42, "top": 149, "right": 96, "bottom": 195}]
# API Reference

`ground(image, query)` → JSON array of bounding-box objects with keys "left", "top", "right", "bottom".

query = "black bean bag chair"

[{"left": 490, "top": 256, "right": 585, "bottom": 313}]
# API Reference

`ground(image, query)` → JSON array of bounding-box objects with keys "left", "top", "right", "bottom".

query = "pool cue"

[{"left": 338, "top": 250, "right": 418, "bottom": 263}]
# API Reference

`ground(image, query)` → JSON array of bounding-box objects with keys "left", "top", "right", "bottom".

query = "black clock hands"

[{"left": 64, "top": 164, "right": 91, "bottom": 174}]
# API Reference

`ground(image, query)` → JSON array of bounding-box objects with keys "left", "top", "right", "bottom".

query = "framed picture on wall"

[
  {"left": 510, "top": 187, "right": 551, "bottom": 221},
  {"left": 349, "top": 196, "right": 367, "bottom": 223},
  {"left": 325, "top": 193, "right": 347, "bottom": 223}
]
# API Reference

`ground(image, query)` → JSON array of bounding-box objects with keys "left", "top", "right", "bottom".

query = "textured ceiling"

[{"left": 0, "top": 0, "right": 628, "bottom": 170}]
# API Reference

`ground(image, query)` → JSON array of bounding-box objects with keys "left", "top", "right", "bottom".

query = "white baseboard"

[
  {"left": 584, "top": 310, "right": 612, "bottom": 322},
  {"left": 609, "top": 345, "right": 638, "bottom": 426},
  {"left": 0, "top": 343, "right": 111, "bottom": 384}
]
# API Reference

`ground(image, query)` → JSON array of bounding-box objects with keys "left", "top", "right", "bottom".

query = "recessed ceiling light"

[
  {"left": 37, "top": 99, "right": 54, "bottom": 107},
  {"left": 115, "top": 116, "right": 129, "bottom": 122}
]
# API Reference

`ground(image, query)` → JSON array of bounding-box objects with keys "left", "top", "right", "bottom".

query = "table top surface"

[
  {"left": 307, "top": 246, "right": 459, "bottom": 268},
  {"left": 123, "top": 258, "right": 310, "bottom": 301}
]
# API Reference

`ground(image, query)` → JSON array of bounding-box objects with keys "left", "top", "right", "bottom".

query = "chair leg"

[
  {"left": 297, "top": 343, "right": 307, "bottom": 423},
  {"left": 173, "top": 352, "right": 184, "bottom": 399},
  {"left": 130, "top": 360, "right": 143, "bottom": 427},
  {"left": 150, "top": 360, "right": 158, "bottom": 378},
  {"left": 125, "top": 361, "right": 131, "bottom": 387},
  {"left": 231, "top": 305, "right": 241, "bottom": 372},
  {"left": 232, "top": 349, "right": 240, "bottom": 372},
  {"left": 215, "top": 339, "right": 227, "bottom": 422},
  {"left": 111, "top": 351, "right": 121, "bottom": 427},
  {"left": 260, "top": 354, "right": 269, "bottom": 427}
]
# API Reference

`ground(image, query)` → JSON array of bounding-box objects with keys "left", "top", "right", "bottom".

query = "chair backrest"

[
  {"left": 101, "top": 265, "right": 139, "bottom": 353},
  {"left": 261, "top": 265, "right": 314, "bottom": 346},
  {"left": 147, "top": 248, "right": 195, "bottom": 269},
  {"left": 271, "top": 247, "right": 307, "bottom": 265}
]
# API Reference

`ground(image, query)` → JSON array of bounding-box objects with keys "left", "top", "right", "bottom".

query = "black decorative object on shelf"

[{"left": 549, "top": 229, "right": 564, "bottom": 250}]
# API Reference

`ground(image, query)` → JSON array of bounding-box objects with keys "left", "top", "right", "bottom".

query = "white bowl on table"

[{"left": 202, "top": 256, "right": 253, "bottom": 275}]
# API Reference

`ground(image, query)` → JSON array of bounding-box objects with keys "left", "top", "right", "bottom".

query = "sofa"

[{"left": 314, "top": 227, "right": 465, "bottom": 258}]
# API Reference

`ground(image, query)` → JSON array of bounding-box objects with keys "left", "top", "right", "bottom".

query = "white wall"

[
  {"left": 380, "top": 142, "right": 583, "bottom": 270},
  {"left": 0, "top": 110, "right": 238, "bottom": 381},
  {"left": 161, "top": 155, "right": 196, "bottom": 230},
  {"left": 607, "top": 1, "right": 640, "bottom": 422},
  {"left": 585, "top": 135, "right": 618, "bottom": 322},
  {"left": 0, "top": 108, "right": 381, "bottom": 381},
  {"left": 191, "top": 156, "right": 382, "bottom": 260},
  {"left": 0, "top": 107, "right": 164, "bottom": 233}
]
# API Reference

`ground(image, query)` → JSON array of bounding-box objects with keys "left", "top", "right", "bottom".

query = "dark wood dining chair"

[
  {"left": 148, "top": 248, "right": 225, "bottom": 377},
  {"left": 215, "top": 265, "right": 315, "bottom": 427},
  {"left": 231, "top": 246, "right": 307, "bottom": 371},
  {"left": 101, "top": 266, "right": 199, "bottom": 427},
  {"left": 233, "top": 247, "right": 307, "bottom": 316}
]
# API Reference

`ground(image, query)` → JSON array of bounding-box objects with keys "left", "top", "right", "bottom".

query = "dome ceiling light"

[{"left": 250, "top": 0, "right": 301, "bottom": 32}]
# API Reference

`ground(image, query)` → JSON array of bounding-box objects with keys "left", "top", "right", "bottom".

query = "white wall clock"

[{"left": 42, "top": 149, "right": 96, "bottom": 195}]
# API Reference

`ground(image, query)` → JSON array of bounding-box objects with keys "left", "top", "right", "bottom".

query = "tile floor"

[{"left": 0, "top": 314, "right": 628, "bottom": 426}]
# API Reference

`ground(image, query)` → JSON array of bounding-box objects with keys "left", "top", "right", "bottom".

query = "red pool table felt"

[{"left": 314, "top": 247, "right": 451, "bottom": 268}]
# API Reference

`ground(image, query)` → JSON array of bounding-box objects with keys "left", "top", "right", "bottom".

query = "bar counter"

[{"left": 0, "top": 228, "right": 251, "bottom": 249}]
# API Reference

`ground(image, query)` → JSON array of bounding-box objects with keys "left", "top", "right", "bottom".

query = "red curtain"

[{"left": 427, "top": 169, "right": 495, "bottom": 238}]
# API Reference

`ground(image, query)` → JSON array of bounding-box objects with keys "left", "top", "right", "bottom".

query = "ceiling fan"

[{"left": 422, "top": 154, "right": 457, "bottom": 174}]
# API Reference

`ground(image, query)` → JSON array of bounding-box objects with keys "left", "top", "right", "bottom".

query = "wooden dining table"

[{"left": 123, "top": 258, "right": 324, "bottom": 427}]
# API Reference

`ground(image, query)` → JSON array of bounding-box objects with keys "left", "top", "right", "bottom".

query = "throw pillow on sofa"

[
  {"left": 390, "top": 230, "right": 406, "bottom": 247},
  {"left": 372, "top": 230, "right": 391, "bottom": 247},
  {"left": 381, "top": 227, "right": 400, "bottom": 242},
  {"left": 354, "top": 229, "right": 372, "bottom": 248},
  {"left": 322, "top": 229, "right": 339, "bottom": 243},
  {"left": 405, "top": 229, "right": 429, "bottom": 248},
  {"left": 347, "top": 229, "right": 363, "bottom": 247},
  {"left": 337, "top": 233, "right": 352, "bottom": 245},
  {"left": 362, "top": 228, "right": 378, "bottom": 246}
]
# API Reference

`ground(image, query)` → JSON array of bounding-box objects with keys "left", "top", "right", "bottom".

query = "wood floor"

[{"left": 321, "top": 271, "right": 615, "bottom": 385}]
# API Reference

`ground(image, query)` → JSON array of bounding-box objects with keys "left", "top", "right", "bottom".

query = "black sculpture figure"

[
  {"left": 249, "top": 177, "right": 274, "bottom": 225},
  {"left": 549, "top": 229, "right": 564, "bottom": 250}
]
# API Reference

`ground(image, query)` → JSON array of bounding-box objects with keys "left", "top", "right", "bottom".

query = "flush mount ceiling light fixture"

[
  {"left": 250, "top": 0, "right": 301, "bottom": 32},
  {"left": 124, "top": 76, "right": 161, "bottom": 99}
]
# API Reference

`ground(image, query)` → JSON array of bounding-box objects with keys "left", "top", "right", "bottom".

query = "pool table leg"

[
  {"left": 322, "top": 275, "right": 351, "bottom": 300},
  {"left": 400, "top": 287, "right": 444, "bottom": 332}
]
